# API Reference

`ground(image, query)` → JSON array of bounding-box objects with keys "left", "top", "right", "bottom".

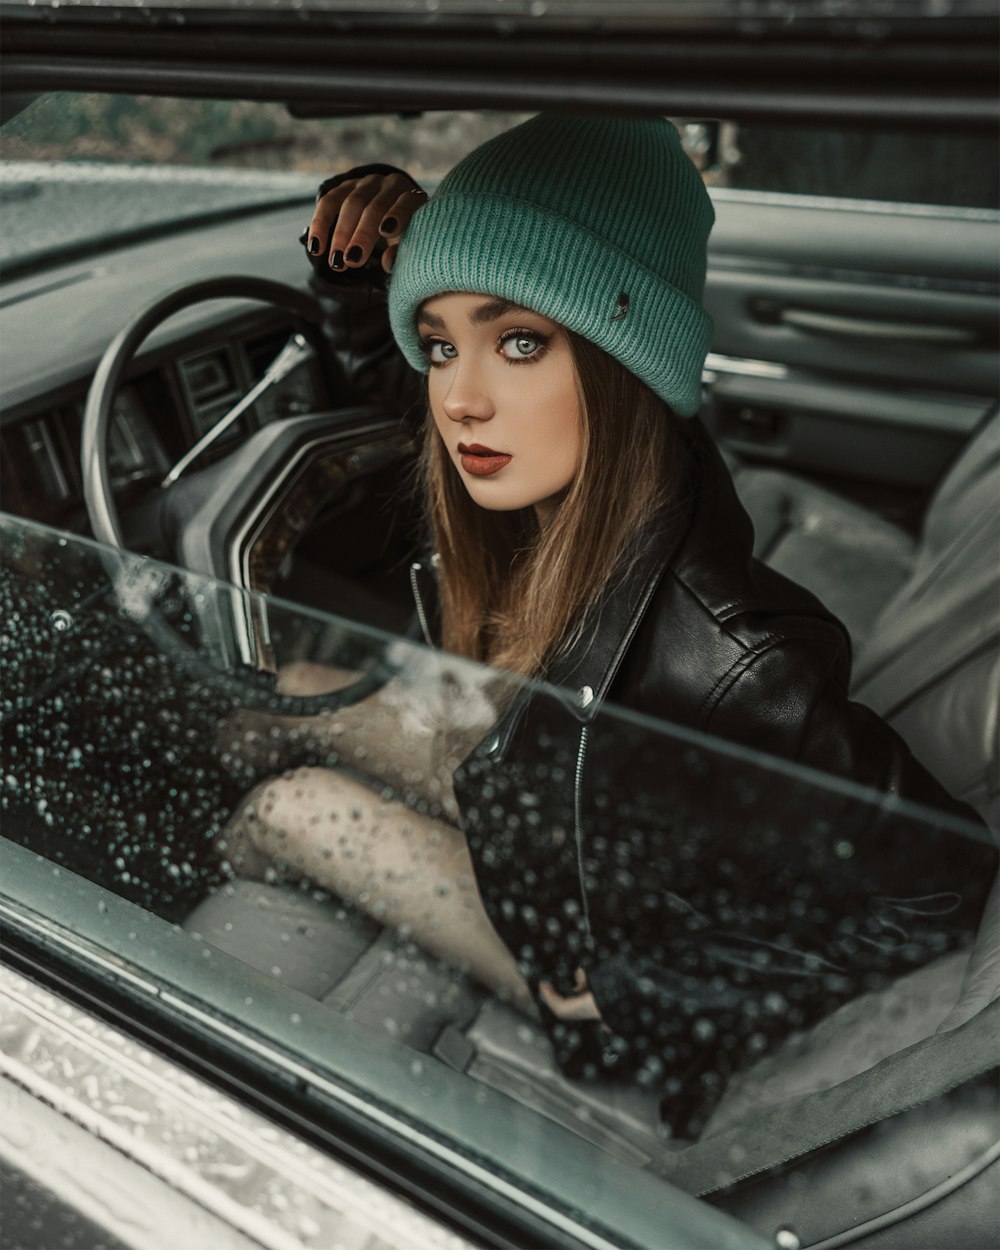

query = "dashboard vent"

[
  {"left": 1, "top": 408, "right": 77, "bottom": 523},
  {"left": 246, "top": 329, "right": 289, "bottom": 382},
  {"left": 177, "top": 346, "right": 245, "bottom": 438}
]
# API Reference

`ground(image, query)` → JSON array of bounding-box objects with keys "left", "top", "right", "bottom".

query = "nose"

[{"left": 440, "top": 360, "right": 494, "bottom": 423}]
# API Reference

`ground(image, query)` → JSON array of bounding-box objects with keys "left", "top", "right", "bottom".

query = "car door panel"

[
  {"left": 706, "top": 371, "right": 991, "bottom": 487},
  {"left": 704, "top": 192, "right": 999, "bottom": 494}
]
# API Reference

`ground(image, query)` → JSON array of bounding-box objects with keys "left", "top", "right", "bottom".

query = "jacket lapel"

[{"left": 543, "top": 514, "right": 681, "bottom": 724}]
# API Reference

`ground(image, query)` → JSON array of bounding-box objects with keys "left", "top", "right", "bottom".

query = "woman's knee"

[{"left": 247, "top": 767, "right": 350, "bottom": 847}]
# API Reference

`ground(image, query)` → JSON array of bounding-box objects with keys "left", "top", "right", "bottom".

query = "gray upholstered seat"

[
  {"left": 737, "top": 470, "right": 916, "bottom": 651},
  {"left": 701, "top": 415, "right": 999, "bottom": 1246},
  {"left": 735, "top": 412, "right": 999, "bottom": 827},
  {"left": 851, "top": 418, "right": 1000, "bottom": 826}
]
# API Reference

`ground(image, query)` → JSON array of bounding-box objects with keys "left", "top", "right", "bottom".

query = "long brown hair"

[{"left": 421, "top": 331, "right": 689, "bottom": 675}]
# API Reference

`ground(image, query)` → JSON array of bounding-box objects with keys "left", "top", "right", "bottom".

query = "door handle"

[{"left": 778, "top": 307, "right": 978, "bottom": 345}]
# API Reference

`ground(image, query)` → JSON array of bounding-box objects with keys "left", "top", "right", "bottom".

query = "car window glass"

[
  {"left": 690, "top": 119, "right": 999, "bottom": 209},
  {"left": 0, "top": 96, "right": 530, "bottom": 270},
  {"left": 2, "top": 514, "right": 991, "bottom": 1240},
  {"left": 4, "top": 95, "right": 995, "bottom": 277}
]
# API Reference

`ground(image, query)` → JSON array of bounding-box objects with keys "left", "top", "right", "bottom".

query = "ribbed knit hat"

[{"left": 388, "top": 114, "right": 715, "bottom": 417}]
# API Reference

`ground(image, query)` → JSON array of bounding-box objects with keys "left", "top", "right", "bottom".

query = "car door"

[{"left": 700, "top": 122, "right": 998, "bottom": 518}]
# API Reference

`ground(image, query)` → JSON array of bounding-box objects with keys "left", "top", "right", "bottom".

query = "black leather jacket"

[{"left": 310, "top": 233, "right": 996, "bottom": 1128}]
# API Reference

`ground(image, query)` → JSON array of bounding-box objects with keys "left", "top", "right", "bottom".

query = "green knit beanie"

[{"left": 388, "top": 114, "right": 715, "bottom": 418}]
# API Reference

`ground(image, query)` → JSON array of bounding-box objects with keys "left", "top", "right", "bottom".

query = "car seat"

[
  {"left": 691, "top": 409, "right": 999, "bottom": 1244},
  {"left": 184, "top": 411, "right": 999, "bottom": 1247},
  {"left": 733, "top": 408, "right": 998, "bottom": 826}
]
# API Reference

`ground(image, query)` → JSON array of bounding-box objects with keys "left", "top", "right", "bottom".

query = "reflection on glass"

[{"left": 1, "top": 514, "right": 994, "bottom": 1233}]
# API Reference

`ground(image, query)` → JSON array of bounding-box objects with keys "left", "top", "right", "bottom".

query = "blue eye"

[
  {"left": 428, "top": 340, "right": 458, "bottom": 364},
  {"left": 499, "top": 332, "right": 544, "bottom": 361}
]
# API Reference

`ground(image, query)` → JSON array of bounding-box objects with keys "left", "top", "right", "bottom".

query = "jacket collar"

[
  {"left": 542, "top": 419, "right": 734, "bottom": 723},
  {"left": 409, "top": 420, "right": 753, "bottom": 724},
  {"left": 542, "top": 510, "right": 683, "bottom": 723},
  {"left": 410, "top": 511, "right": 687, "bottom": 727}
]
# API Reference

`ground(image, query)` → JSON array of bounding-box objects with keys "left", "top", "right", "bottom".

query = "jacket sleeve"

[
  {"left": 303, "top": 163, "right": 424, "bottom": 417},
  {"left": 709, "top": 634, "right": 991, "bottom": 833}
]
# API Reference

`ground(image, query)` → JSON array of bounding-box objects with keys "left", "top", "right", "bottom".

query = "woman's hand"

[
  {"left": 538, "top": 967, "right": 604, "bottom": 1023},
  {"left": 305, "top": 169, "right": 427, "bottom": 275}
]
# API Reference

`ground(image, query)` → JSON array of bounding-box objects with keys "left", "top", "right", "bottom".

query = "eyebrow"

[
  {"left": 469, "top": 298, "right": 534, "bottom": 326},
  {"left": 416, "top": 298, "right": 536, "bottom": 331}
]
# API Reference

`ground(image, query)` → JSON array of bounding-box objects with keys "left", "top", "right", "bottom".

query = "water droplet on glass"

[
  {"left": 692, "top": 1017, "right": 717, "bottom": 1043},
  {"left": 49, "top": 608, "right": 73, "bottom": 631}
]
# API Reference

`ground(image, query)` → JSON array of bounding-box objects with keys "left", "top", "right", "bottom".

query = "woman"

[{"left": 225, "top": 115, "right": 994, "bottom": 1127}]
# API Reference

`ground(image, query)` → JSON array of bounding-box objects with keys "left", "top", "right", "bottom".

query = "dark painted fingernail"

[
  {"left": 330, "top": 249, "right": 345, "bottom": 270},
  {"left": 308, "top": 236, "right": 320, "bottom": 255},
  {"left": 380, "top": 216, "right": 397, "bottom": 234},
  {"left": 345, "top": 245, "right": 363, "bottom": 263}
]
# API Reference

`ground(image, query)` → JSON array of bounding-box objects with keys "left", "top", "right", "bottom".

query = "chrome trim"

[
  {"left": 709, "top": 186, "right": 1000, "bottom": 223},
  {"left": 703, "top": 352, "right": 788, "bottom": 381},
  {"left": 227, "top": 422, "right": 402, "bottom": 667},
  {"left": 0, "top": 956, "right": 628, "bottom": 1250},
  {"left": 0, "top": 897, "right": 163, "bottom": 999},
  {"left": 0, "top": 964, "right": 475, "bottom": 1250}
]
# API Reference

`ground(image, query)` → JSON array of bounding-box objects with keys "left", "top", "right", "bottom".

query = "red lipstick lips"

[{"left": 458, "top": 442, "right": 512, "bottom": 477}]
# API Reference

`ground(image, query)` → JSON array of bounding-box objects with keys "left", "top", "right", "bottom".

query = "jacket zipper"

[
  {"left": 409, "top": 562, "right": 434, "bottom": 647},
  {"left": 413, "top": 557, "right": 595, "bottom": 951},
  {"left": 574, "top": 724, "right": 594, "bottom": 948}
]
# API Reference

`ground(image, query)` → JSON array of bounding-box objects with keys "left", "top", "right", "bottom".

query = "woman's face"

[{"left": 418, "top": 292, "right": 582, "bottom": 523}]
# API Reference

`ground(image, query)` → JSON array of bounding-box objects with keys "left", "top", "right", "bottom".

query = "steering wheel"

[
  {"left": 82, "top": 275, "right": 325, "bottom": 551},
  {"left": 79, "top": 275, "right": 408, "bottom": 714}
]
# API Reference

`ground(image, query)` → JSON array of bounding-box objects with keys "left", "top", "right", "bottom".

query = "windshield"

[
  {"left": 0, "top": 97, "right": 531, "bottom": 271},
  {"left": 2, "top": 514, "right": 993, "bottom": 1244},
  {"left": 3, "top": 94, "right": 996, "bottom": 275}
]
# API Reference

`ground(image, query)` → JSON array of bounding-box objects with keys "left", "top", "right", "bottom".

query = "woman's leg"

[
  {"left": 222, "top": 766, "right": 534, "bottom": 1014},
  {"left": 219, "top": 659, "right": 497, "bottom": 825}
]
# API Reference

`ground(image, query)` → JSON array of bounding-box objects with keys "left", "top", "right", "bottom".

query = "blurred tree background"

[
  {"left": 2, "top": 94, "right": 996, "bottom": 209},
  {"left": 0, "top": 94, "right": 531, "bottom": 182}
]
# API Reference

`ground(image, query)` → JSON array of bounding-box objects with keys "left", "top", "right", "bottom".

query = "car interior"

[
  {"left": 175, "top": 169, "right": 1000, "bottom": 1246},
  {"left": 1, "top": 23, "right": 998, "bottom": 1247}
]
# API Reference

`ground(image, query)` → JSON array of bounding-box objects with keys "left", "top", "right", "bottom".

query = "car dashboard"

[
  {"left": 0, "top": 200, "right": 329, "bottom": 537},
  {"left": 3, "top": 182, "right": 996, "bottom": 544}
]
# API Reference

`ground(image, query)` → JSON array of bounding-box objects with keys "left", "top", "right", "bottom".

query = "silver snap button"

[
  {"left": 49, "top": 609, "right": 73, "bottom": 633},
  {"left": 579, "top": 685, "right": 594, "bottom": 708}
]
